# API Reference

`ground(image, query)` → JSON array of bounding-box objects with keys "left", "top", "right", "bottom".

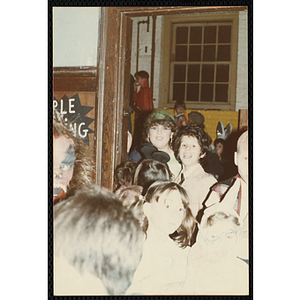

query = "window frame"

[{"left": 160, "top": 12, "right": 239, "bottom": 110}]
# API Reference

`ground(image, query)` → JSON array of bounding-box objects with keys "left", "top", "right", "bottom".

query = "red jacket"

[{"left": 133, "top": 87, "right": 153, "bottom": 117}]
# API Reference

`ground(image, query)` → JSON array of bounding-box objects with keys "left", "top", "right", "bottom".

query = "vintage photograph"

[{"left": 51, "top": 3, "right": 251, "bottom": 297}]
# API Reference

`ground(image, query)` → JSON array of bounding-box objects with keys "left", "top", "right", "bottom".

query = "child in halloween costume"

[
  {"left": 174, "top": 101, "right": 187, "bottom": 128},
  {"left": 53, "top": 110, "right": 94, "bottom": 204}
]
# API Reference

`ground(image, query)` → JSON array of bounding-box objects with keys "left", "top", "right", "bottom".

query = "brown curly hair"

[{"left": 142, "top": 110, "right": 178, "bottom": 145}]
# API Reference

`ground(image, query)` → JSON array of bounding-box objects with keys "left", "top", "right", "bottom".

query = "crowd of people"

[{"left": 52, "top": 70, "right": 249, "bottom": 295}]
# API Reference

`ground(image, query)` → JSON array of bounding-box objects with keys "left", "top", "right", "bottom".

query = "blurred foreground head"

[{"left": 54, "top": 185, "right": 144, "bottom": 295}]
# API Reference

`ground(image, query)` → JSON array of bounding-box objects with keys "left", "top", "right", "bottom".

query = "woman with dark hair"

[
  {"left": 173, "top": 125, "right": 217, "bottom": 218},
  {"left": 128, "top": 110, "right": 181, "bottom": 179}
]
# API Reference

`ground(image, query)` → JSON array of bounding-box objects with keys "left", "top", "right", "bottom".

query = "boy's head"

[
  {"left": 198, "top": 205, "right": 241, "bottom": 261},
  {"left": 134, "top": 70, "right": 149, "bottom": 87},
  {"left": 173, "top": 125, "right": 209, "bottom": 165},
  {"left": 54, "top": 185, "right": 144, "bottom": 295},
  {"left": 134, "top": 70, "right": 149, "bottom": 80}
]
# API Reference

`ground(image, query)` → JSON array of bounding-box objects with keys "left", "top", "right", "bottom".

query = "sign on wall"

[{"left": 53, "top": 93, "right": 95, "bottom": 146}]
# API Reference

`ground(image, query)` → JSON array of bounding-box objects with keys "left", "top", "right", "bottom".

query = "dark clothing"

[{"left": 203, "top": 151, "right": 224, "bottom": 179}]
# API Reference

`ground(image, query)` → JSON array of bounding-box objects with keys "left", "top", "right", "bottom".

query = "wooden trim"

[
  {"left": 96, "top": 7, "right": 121, "bottom": 190},
  {"left": 53, "top": 67, "right": 97, "bottom": 91},
  {"left": 118, "top": 6, "right": 247, "bottom": 17},
  {"left": 53, "top": 66, "right": 97, "bottom": 76}
]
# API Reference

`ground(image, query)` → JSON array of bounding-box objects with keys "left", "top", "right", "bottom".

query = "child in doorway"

[
  {"left": 131, "top": 71, "right": 154, "bottom": 150},
  {"left": 133, "top": 70, "right": 154, "bottom": 116},
  {"left": 126, "top": 181, "right": 196, "bottom": 295},
  {"left": 174, "top": 101, "right": 187, "bottom": 128}
]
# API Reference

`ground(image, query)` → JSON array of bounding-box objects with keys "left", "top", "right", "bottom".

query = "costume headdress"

[{"left": 216, "top": 121, "right": 232, "bottom": 140}]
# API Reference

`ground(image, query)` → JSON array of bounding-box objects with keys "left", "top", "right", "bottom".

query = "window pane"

[
  {"left": 175, "top": 45, "right": 187, "bottom": 61},
  {"left": 218, "top": 25, "right": 231, "bottom": 43},
  {"left": 187, "top": 84, "right": 199, "bottom": 101},
  {"left": 203, "top": 45, "right": 216, "bottom": 61},
  {"left": 201, "top": 84, "right": 213, "bottom": 102},
  {"left": 189, "top": 45, "right": 202, "bottom": 61},
  {"left": 176, "top": 27, "right": 188, "bottom": 44},
  {"left": 215, "top": 84, "right": 228, "bottom": 102},
  {"left": 202, "top": 64, "right": 214, "bottom": 82},
  {"left": 190, "top": 26, "right": 202, "bottom": 44},
  {"left": 174, "top": 64, "right": 186, "bottom": 82},
  {"left": 216, "top": 64, "right": 229, "bottom": 82},
  {"left": 204, "top": 26, "right": 216, "bottom": 43},
  {"left": 217, "top": 45, "right": 231, "bottom": 61},
  {"left": 187, "top": 64, "right": 200, "bottom": 82},
  {"left": 173, "top": 83, "right": 185, "bottom": 101}
]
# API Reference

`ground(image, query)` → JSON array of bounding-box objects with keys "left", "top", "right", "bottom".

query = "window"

[{"left": 160, "top": 13, "right": 239, "bottom": 110}]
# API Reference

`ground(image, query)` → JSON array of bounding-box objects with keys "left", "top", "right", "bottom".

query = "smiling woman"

[{"left": 128, "top": 110, "right": 181, "bottom": 179}]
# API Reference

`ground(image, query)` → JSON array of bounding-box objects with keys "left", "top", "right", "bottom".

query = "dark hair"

[
  {"left": 133, "top": 159, "right": 171, "bottom": 195},
  {"left": 173, "top": 125, "right": 209, "bottom": 166},
  {"left": 54, "top": 185, "right": 144, "bottom": 295},
  {"left": 143, "top": 181, "right": 196, "bottom": 248},
  {"left": 214, "top": 138, "right": 225, "bottom": 147},
  {"left": 142, "top": 110, "right": 178, "bottom": 144},
  {"left": 134, "top": 70, "right": 149, "bottom": 80},
  {"left": 174, "top": 101, "right": 186, "bottom": 110},
  {"left": 114, "top": 160, "right": 137, "bottom": 191}
]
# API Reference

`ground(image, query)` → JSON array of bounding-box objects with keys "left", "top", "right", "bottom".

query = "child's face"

[
  {"left": 135, "top": 76, "right": 147, "bottom": 86},
  {"left": 149, "top": 124, "right": 172, "bottom": 151},
  {"left": 179, "top": 135, "right": 202, "bottom": 169},
  {"left": 215, "top": 142, "right": 224, "bottom": 155},
  {"left": 146, "top": 189, "right": 185, "bottom": 234},
  {"left": 176, "top": 106, "right": 185, "bottom": 114}
]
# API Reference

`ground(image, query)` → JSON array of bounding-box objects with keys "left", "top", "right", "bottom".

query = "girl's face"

[
  {"left": 146, "top": 189, "right": 185, "bottom": 234},
  {"left": 215, "top": 142, "right": 224, "bottom": 155},
  {"left": 149, "top": 124, "right": 172, "bottom": 151},
  {"left": 179, "top": 135, "right": 202, "bottom": 169}
]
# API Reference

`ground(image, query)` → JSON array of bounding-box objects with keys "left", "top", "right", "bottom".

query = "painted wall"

[{"left": 53, "top": 7, "right": 100, "bottom": 67}]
